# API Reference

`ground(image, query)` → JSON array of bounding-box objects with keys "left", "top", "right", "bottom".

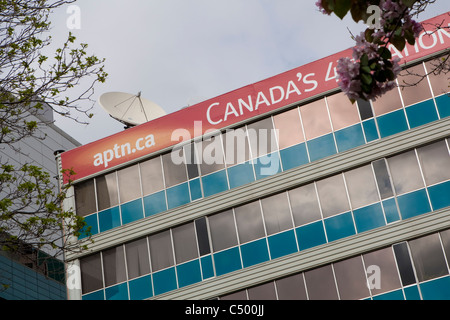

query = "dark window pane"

[
  {"left": 140, "top": 156, "right": 164, "bottom": 195},
  {"left": 162, "top": 151, "right": 187, "bottom": 188},
  {"left": 208, "top": 210, "right": 238, "bottom": 252},
  {"left": 172, "top": 222, "right": 198, "bottom": 264},
  {"left": 102, "top": 246, "right": 126, "bottom": 287},
  {"left": 289, "top": 183, "right": 322, "bottom": 226},
  {"left": 80, "top": 253, "right": 103, "bottom": 294},
  {"left": 74, "top": 179, "right": 96, "bottom": 216},
  {"left": 417, "top": 140, "right": 450, "bottom": 186},
  {"left": 248, "top": 282, "right": 277, "bottom": 300},
  {"left": 184, "top": 143, "right": 199, "bottom": 179},
  {"left": 409, "top": 233, "right": 448, "bottom": 282},
  {"left": 247, "top": 117, "right": 277, "bottom": 158},
  {"left": 393, "top": 242, "right": 416, "bottom": 286},
  {"left": 357, "top": 99, "right": 373, "bottom": 120},
  {"left": 372, "top": 159, "right": 394, "bottom": 199},
  {"left": 195, "top": 217, "right": 211, "bottom": 256},
  {"left": 333, "top": 256, "right": 370, "bottom": 300},
  {"left": 234, "top": 201, "right": 265, "bottom": 244},
  {"left": 96, "top": 172, "right": 119, "bottom": 211},
  {"left": 148, "top": 230, "right": 174, "bottom": 272},
  {"left": 117, "top": 164, "right": 141, "bottom": 203},
  {"left": 125, "top": 238, "right": 150, "bottom": 280},
  {"left": 363, "top": 247, "right": 402, "bottom": 295},
  {"left": 261, "top": 192, "right": 293, "bottom": 235},
  {"left": 387, "top": 150, "right": 424, "bottom": 195},
  {"left": 344, "top": 164, "right": 379, "bottom": 209},
  {"left": 196, "top": 133, "right": 225, "bottom": 175},
  {"left": 316, "top": 174, "right": 350, "bottom": 218},
  {"left": 304, "top": 265, "right": 339, "bottom": 300},
  {"left": 276, "top": 274, "right": 307, "bottom": 300}
]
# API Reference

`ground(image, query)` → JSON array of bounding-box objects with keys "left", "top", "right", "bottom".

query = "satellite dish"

[{"left": 99, "top": 91, "right": 166, "bottom": 127}]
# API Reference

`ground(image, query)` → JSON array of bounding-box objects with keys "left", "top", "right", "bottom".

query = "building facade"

[
  {"left": 0, "top": 106, "right": 81, "bottom": 300},
  {"left": 60, "top": 13, "right": 450, "bottom": 300}
]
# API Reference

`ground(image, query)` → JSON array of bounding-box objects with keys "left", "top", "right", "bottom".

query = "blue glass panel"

[
  {"left": 128, "top": 275, "right": 153, "bottom": 300},
  {"left": 105, "top": 282, "right": 128, "bottom": 300},
  {"left": 121, "top": 199, "right": 144, "bottom": 225},
  {"left": 189, "top": 178, "right": 203, "bottom": 201},
  {"left": 98, "top": 206, "right": 121, "bottom": 232},
  {"left": 324, "top": 212, "right": 356, "bottom": 242},
  {"left": 334, "top": 123, "right": 366, "bottom": 152},
  {"left": 213, "top": 247, "right": 242, "bottom": 276},
  {"left": 397, "top": 189, "right": 431, "bottom": 220},
  {"left": 152, "top": 267, "right": 177, "bottom": 296},
  {"left": 202, "top": 170, "right": 229, "bottom": 197},
  {"left": 143, "top": 191, "right": 167, "bottom": 217},
  {"left": 307, "top": 133, "right": 337, "bottom": 162},
  {"left": 296, "top": 221, "right": 327, "bottom": 251},
  {"left": 362, "top": 119, "right": 379, "bottom": 142},
  {"left": 377, "top": 109, "right": 409, "bottom": 138},
  {"left": 200, "top": 255, "right": 215, "bottom": 280},
  {"left": 405, "top": 99, "right": 438, "bottom": 129},
  {"left": 404, "top": 285, "right": 421, "bottom": 300},
  {"left": 254, "top": 152, "right": 281, "bottom": 180},
  {"left": 166, "top": 183, "right": 190, "bottom": 209},
  {"left": 279, "top": 143, "right": 309, "bottom": 171},
  {"left": 82, "top": 289, "right": 104, "bottom": 300},
  {"left": 419, "top": 276, "right": 450, "bottom": 300},
  {"left": 435, "top": 94, "right": 450, "bottom": 118},
  {"left": 382, "top": 198, "right": 400, "bottom": 223},
  {"left": 353, "top": 202, "right": 386, "bottom": 233},
  {"left": 372, "top": 289, "right": 404, "bottom": 300},
  {"left": 428, "top": 180, "right": 450, "bottom": 210},
  {"left": 240, "top": 238, "right": 270, "bottom": 268},
  {"left": 79, "top": 213, "right": 98, "bottom": 239},
  {"left": 227, "top": 162, "right": 255, "bottom": 189},
  {"left": 267, "top": 230, "right": 298, "bottom": 260},
  {"left": 176, "top": 260, "right": 202, "bottom": 288}
]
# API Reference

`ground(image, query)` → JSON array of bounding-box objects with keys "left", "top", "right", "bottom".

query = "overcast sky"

[{"left": 46, "top": 1, "right": 450, "bottom": 145}]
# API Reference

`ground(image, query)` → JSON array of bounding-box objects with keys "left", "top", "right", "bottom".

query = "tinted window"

[
  {"left": 96, "top": 172, "right": 119, "bottom": 211},
  {"left": 234, "top": 201, "right": 265, "bottom": 244},
  {"left": 289, "top": 183, "right": 322, "bottom": 226},
  {"left": 333, "top": 256, "right": 370, "bottom": 300},
  {"left": 327, "top": 92, "right": 360, "bottom": 131},
  {"left": 344, "top": 164, "right": 379, "bottom": 209},
  {"left": 125, "top": 238, "right": 150, "bottom": 280},
  {"left": 304, "top": 265, "right": 339, "bottom": 300},
  {"left": 74, "top": 179, "right": 96, "bottom": 216},
  {"left": 80, "top": 253, "right": 103, "bottom": 294},
  {"left": 162, "top": 152, "right": 187, "bottom": 187},
  {"left": 117, "top": 164, "right": 141, "bottom": 203},
  {"left": 140, "top": 156, "right": 165, "bottom": 195},
  {"left": 316, "top": 174, "right": 350, "bottom": 218},
  {"left": 417, "top": 140, "right": 450, "bottom": 186},
  {"left": 208, "top": 210, "right": 238, "bottom": 252},
  {"left": 300, "top": 98, "right": 332, "bottom": 140},
  {"left": 172, "top": 222, "right": 198, "bottom": 264},
  {"left": 387, "top": 150, "right": 424, "bottom": 194},
  {"left": 273, "top": 108, "right": 304, "bottom": 149},
  {"left": 261, "top": 192, "right": 293, "bottom": 235},
  {"left": 148, "top": 230, "right": 174, "bottom": 272},
  {"left": 102, "top": 246, "right": 126, "bottom": 287}
]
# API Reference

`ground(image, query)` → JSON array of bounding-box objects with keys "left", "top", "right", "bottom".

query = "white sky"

[{"left": 45, "top": 1, "right": 450, "bottom": 145}]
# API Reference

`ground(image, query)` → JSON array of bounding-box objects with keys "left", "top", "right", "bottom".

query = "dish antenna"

[{"left": 98, "top": 91, "right": 166, "bottom": 128}]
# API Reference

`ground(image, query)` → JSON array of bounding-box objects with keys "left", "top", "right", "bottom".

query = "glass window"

[
  {"left": 148, "top": 230, "right": 174, "bottom": 272},
  {"left": 409, "top": 233, "right": 449, "bottom": 282},
  {"left": 275, "top": 274, "right": 307, "bottom": 300},
  {"left": 344, "top": 164, "right": 379, "bottom": 209},
  {"left": 247, "top": 117, "right": 277, "bottom": 158},
  {"left": 387, "top": 150, "right": 424, "bottom": 195},
  {"left": 393, "top": 242, "right": 416, "bottom": 286},
  {"left": 440, "top": 229, "right": 450, "bottom": 263},
  {"left": 357, "top": 99, "right": 374, "bottom": 120},
  {"left": 162, "top": 152, "right": 187, "bottom": 188},
  {"left": 117, "top": 164, "right": 141, "bottom": 203},
  {"left": 247, "top": 282, "right": 277, "bottom": 300},
  {"left": 333, "top": 256, "right": 370, "bottom": 300},
  {"left": 372, "top": 159, "right": 394, "bottom": 199},
  {"left": 288, "top": 183, "right": 322, "bottom": 226},
  {"left": 80, "top": 253, "right": 103, "bottom": 294},
  {"left": 304, "top": 265, "right": 339, "bottom": 300},
  {"left": 125, "top": 238, "right": 150, "bottom": 280},
  {"left": 196, "top": 133, "right": 225, "bottom": 175},
  {"left": 96, "top": 172, "right": 119, "bottom": 211},
  {"left": 74, "top": 179, "right": 96, "bottom": 216},
  {"left": 234, "top": 201, "right": 265, "bottom": 244},
  {"left": 172, "top": 222, "right": 198, "bottom": 264},
  {"left": 273, "top": 108, "right": 304, "bottom": 149},
  {"left": 208, "top": 210, "right": 238, "bottom": 252},
  {"left": 221, "top": 290, "right": 247, "bottom": 300},
  {"left": 102, "top": 246, "right": 126, "bottom": 287},
  {"left": 371, "top": 86, "right": 402, "bottom": 116},
  {"left": 140, "top": 156, "right": 165, "bottom": 196},
  {"left": 327, "top": 92, "right": 361, "bottom": 131},
  {"left": 300, "top": 98, "right": 332, "bottom": 140},
  {"left": 184, "top": 143, "right": 200, "bottom": 179},
  {"left": 195, "top": 217, "right": 211, "bottom": 256},
  {"left": 417, "top": 140, "right": 450, "bottom": 186},
  {"left": 261, "top": 192, "right": 293, "bottom": 235},
  {"left": 398, "top": 63, "right": 432, "bottom": 106},
  {"left": 316, "top": 174, "right": 350, "bottom": 218},
  {"left": 425, "top": 58, "right": 450, "bottom": 96},
  {"left": 222, "top": 127, "right": 250, "bottom": 166}
]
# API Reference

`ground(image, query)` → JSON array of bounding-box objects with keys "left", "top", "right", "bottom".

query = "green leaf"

[
  {"left": 401, "top": 0, "right": 416, "bottom": 8},
  {"left": 361, "top": 66, "right": 372, "bottom": 74},
  {"left": 361, "top": 73, "right": 373, "bottom": 85},
  {"left": 360, "top": 53, "right": 369, "bottom": 66},
  {"left": 334, "top": 0, "right": 352, "bottom": 19},
  {"left": 378, "top": 47, "right": 392, "bottom": 60},
  {"left": 391, "top": 35, "right": 406, "bottom": 51}
]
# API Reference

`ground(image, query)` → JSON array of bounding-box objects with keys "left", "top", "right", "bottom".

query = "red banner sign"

[{"left": 61, "top": 12, "right": 450, "bottom": 184}]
